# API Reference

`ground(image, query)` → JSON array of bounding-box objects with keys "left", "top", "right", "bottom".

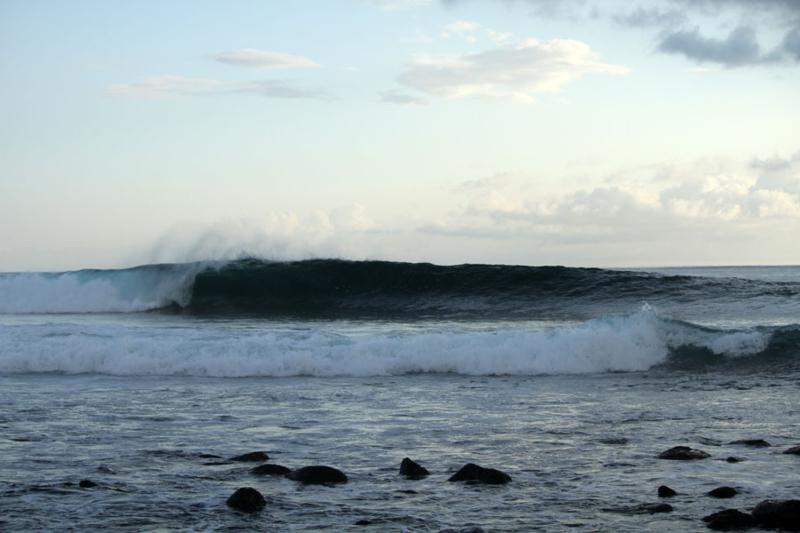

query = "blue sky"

[{"left": 1, "top": 0, "right": 799, "bottom": 270}]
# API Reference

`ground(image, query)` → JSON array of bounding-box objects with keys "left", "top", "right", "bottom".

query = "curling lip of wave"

[
  {"left": 1, "top": 258, "right": 798, "bottom": 317},
  {"left": 0, "top": 309, "right": 795, "bottom": 377}
]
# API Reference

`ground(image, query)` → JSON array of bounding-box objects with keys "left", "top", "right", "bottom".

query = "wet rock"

[
  {"left": 726, "top": 457, "right": 742, "bottom": 463},
  {"left": 400, "top": 458, "right": 429, "bottom": 479},
  {"left": 355, "top": 519, "right": 371, "bottom": 526},
  {"left": 783, "top": 445, "right": 800, "bottom": 455},
  {"left": 287, "top": 465, "right": 348, "bottom": 485},
  {"left": 729, "top": 439, "right": 771, "bottom": 448},
  {"left": 636, "top": 503, "right": 673, "bottom": 514},
  {"left": 251, "top": 464, "right": 291, "bottom": 477},
  {"left": 448, "top": 463, "right": 511, "bottom": 485},
  {"left": 658, "top": 485, "right": 677, "bottom": 497},
  {"left": 702, "top": 509, "right": 756, "bottom": 530},
  {"left": 78, "top": 479, "right": 97, "bottom": 488},
  {"left": 751, "top": 499, "right": 800, "bottom": 531},
  {"left": 709, "top": 486, "right": 738, "bottom": 498},
  {"left": 229, "top": 451, "right": 268, "bottom": 462},
  {"left": 226, "top": 487, "right": 266, "bottom": 513},
  {"left": 657, "top": 446, "right": 710, "bottom": 460}
]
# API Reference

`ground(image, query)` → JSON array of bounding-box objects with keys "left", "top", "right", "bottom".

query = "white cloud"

[
  {"left": 109, "top": 75, "right": 328, "bottom": 100},
  {"left": 442, "top": 20, "right": 481, "bottom": 41},
  {"left": 397, "top": 38, "right": 629, "bottom": 102},
  {"left": 214, "top": 48, "right": 318, "bottom": 69}
]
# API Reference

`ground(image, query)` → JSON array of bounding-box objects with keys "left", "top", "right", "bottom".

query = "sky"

[{"left": 1, "top": 0, "right": 798, "bottom": 271}]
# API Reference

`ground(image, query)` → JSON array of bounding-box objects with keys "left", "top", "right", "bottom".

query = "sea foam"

[{"left": 0, "top": 310, "right": 770, "bottom": 377}]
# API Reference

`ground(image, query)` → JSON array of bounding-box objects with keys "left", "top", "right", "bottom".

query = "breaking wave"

[
  {"left": 0, "top": 309, "right": 796, "bottom": 377},
  {"left": 1, "top": 258, "right": 798, "bottom": 319}
]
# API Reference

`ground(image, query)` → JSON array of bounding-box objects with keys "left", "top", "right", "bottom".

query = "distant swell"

[
  {"left": 1, "top": 258, "right": 798, "bottom": 320},
  {"left": 0, "top": 310, "right": 796, "bottom": 377}
]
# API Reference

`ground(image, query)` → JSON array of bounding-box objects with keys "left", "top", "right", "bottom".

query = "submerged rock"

[
  {"left": 78, "top": 479, "right": 97, "bottom": 488},
  {"left": 635, "top": 503, "right": 673, "bottom": 514},
  {"left": 658, "top": 446, "right": 710, "bottom": 460},
  {"left": 729, "top": 439, "right": 771, "bottom": 448},
  {"left": 658, "top": 485, "right": 677, "bottom": 497},
  {"left": 226, "top": 487, "right": 266, "bottom": 513},
  {"left": 598, "top": 437, "right": 629, "bottom": 445},
  {"left": 708, "top": 486, "right": 738, "bottom": 498},
  {"left": 726, "top": 457, "right": 743, "bottom": 463},
  {"left": 400, "top": 458, "right": 430, "bottom": 479},
  {"left": 288, "top": 465, "right": 348, "bottom": 485},
  {"left": 751, "top": 499, "right": 800, "bottom": 530},
  {"left": 251, "top": 464, "right": 291, "bottom": 477},
  {"left": 709, "top": 486, "right": 738, "bottom": 498},
  {"left": 783, "top": 445, "right": 800, "bottom": 455},
  {"left": 702, "top": 509, "right": 756, "bottom": 530},
  {"left": 229, "top": 451, "right": 269, "bottom": 462},
  {"left": 448, "top": 463, "right": 511, "bottom": 485}
]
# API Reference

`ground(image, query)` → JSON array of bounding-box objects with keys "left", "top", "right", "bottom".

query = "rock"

[
  {"left": 400, "top": 457, "right": 429, "bottom": 479},
  {"left": 226, "top": 487, "right": 266, "bottom": 513},
  {"left": 287, "top": 465, "right": 348, "bottom": 485},
  {"left": 783, "top": 445, "right": 800, "bottom": 455},
  {"left": 657, "top": 446, "right": 710, "bottom": 460},
  {"left": 751, "top": 499, "right": 800, "bottom": 531},
  {"left": 251, "top": 464, "right": 291, "bottom": 477},
  {"left": 729, "top": 439, "right": 771, "bottom": 448},
  {"left": 448, "top": 463, "right": 511, "bottom": 485},
  {"left": 726, "top": 457, "right": 742, "bottom": 463},
  {"left": 78, "top": 479, "right": 97, "bottom": 488},
  {"left": 702, "top": 509, "right": 757, "bottom": 530},
  {"left": 708, "top": 486, "right": 738, "bottom": 498},
  {"left": 658, "top": 485, "right": 677, "bottom": 497},
  {"left": 636, "top": 503, "right": 673, "bottom": 514},
  {"left": 355, "top": 519, "right": 371, "bottom": 526},
  {"left": 229, "top": 451, "right": 268, "bottom": 462}
]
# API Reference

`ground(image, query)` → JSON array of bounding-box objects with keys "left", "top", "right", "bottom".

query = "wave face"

[
  {"left": 1, "top": 258, "right": 799, "bottom": 322},
  {"left": 0, "top": 310, "right": 796, "bottom": 377}
]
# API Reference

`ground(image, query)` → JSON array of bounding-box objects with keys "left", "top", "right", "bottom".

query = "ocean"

[{"left": 0, "top": 259, "right": 798, "bottom": 531}]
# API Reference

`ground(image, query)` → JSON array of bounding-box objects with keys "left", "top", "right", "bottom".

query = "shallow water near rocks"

[{"left": 1, "top": 370, "right": 798, "bottom": 532}]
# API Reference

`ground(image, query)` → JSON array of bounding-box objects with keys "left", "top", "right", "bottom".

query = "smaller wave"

[{"left": 0, "top": 310, "right": 793, "bottom": 377}]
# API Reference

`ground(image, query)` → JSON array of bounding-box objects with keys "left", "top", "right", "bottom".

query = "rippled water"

[{"left": 2, "top": 370, "right": 798, "bottom": 531}]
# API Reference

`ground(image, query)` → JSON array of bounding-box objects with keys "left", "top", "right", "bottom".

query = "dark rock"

[
  {"left": 702, "top": 509, "right": 757, "bottom": 530},
  {"left": 448, "top": 463, "right": 511, "bottom": 485},
  {"left": 783, "top": 445, "right": 800, "bottom": 455},
  {"left": 658, "top": 485, "right": 677, "bottom": 497},
  {"left": 729, "top": 439, "right": 771, "bottom": 448},
  {"left": 78, "top": 479, "right": 97, "bottom": 488},
  {"left": 198, "top": 453, "right": 222, "bottom": 459},
  {"left": 636, "top": 503, "right": 673, "bottom": 514},
  {"left": 400, "top": 457, "right": 429, "bottom": 479},
  {"left": 751, "top": 499, "right": 800, "bottom": 531},
  {"left": 226, "top": 487, "right": 266, "bottom": 513},
  {"left": 658, "top": 446, "right": 710, "bottom": 460},
  {"left": 726, "top": 457, "right": 742, "bottom": 463},
  {"left": 229, "top": 451, "right": 268, "bottom": 462},
  {"left": 287, "top": 465, "right": 348, "bottom": 485},
  {"left": 355, "top": 519, "right": 371, "bottom": 526},
  {"left": 251, "top": 464, "right": 291, "bottom": 477},
  {"left": 709, "top": 486, "right": 738, "bottom": 498}
]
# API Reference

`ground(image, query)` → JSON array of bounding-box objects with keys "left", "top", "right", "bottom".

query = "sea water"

[{"left": 1, "top": 260, "right": 798, "bottom": 531}]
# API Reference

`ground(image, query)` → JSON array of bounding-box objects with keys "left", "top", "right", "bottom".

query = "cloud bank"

[{"left": 397, "top": 38, "right": 628, "bottom": 102}]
